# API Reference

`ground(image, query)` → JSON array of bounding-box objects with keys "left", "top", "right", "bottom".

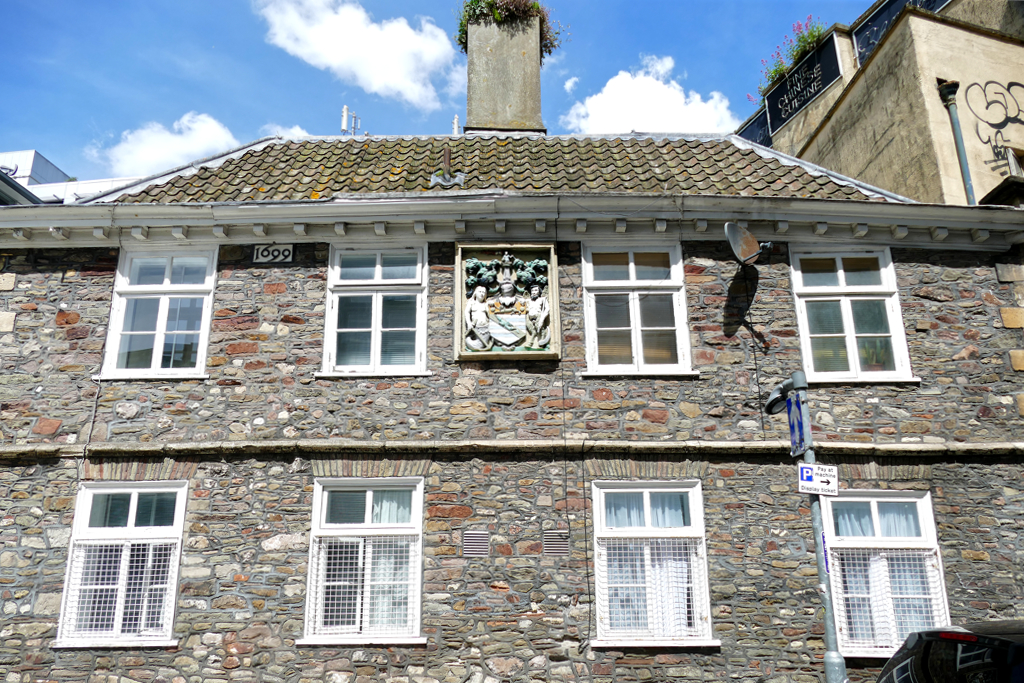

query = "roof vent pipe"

[{"left": 937, "top": 79, "right": 976, "bottom": 206}]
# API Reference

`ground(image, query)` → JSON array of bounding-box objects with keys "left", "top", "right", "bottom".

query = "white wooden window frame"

[
  {"left": 590, "top": 480, "right": 717, "bottom": 648},
  {"left": 320, "top": 246, "right": 429, "bottom": 377},
  {"left": 100, "top": 248, "right": 217, "bottom": 380},
  {"left": 791, "top": 248, "right": 915, "bottom": 383},
  {"left": 54, "top": 481, "right": 188, "bottom": 648},
  {"left": 582, "top": 244, "right": 696, "bottom": 376},
  {"left": 299, "top": 477, "right": 426, "bottom": 645},
  {"left": 822, "top": 491, "right": 949, "bottom": 658}
]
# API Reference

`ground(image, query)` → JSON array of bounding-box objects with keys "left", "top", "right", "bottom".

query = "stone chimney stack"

[{"left": 464, "top": 17, "right": 546, "bottom": 134}]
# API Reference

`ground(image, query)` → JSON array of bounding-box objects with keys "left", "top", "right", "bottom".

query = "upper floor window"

[
  {"left": 792, "top": 249, "right": 913, "bottom": 382},
  {"left": 823, "top": 491, "right": 949, "bottom": 658},
  {"left": 55, "top": 482, "right": 188, "bottom": 648},
  {"left": 591, "top": 481, "right": 715, "bottom": 647},
  {"left": 101, "top": 249, "right": 217, "bottom": 379},
  {"left": 323, "top": 247, "right": 427, "bottom": 376},
  {"left": 301, "top": 478, "right": 425, "bottom": 645},
  {"left": 582, "top": 245, "right": 694, "bottom": 375}
]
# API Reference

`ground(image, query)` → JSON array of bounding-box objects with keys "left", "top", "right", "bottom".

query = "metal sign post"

[{"left": 779, "top": 372, "right": 848, "bottom": 683}]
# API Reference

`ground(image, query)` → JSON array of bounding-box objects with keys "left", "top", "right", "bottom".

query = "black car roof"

[{"left": 957, "top": 620, "right": 1024, "bottom": 644}]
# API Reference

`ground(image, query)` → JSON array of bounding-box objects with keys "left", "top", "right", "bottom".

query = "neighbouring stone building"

[
  {"left": 1, "top": 12, "right": 1023, "bottom": 683},
  {"left": 737, "top": 0, "right": 1024, "bottom": 207}
]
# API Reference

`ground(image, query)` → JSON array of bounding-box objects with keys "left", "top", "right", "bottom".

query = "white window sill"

[
  {"left": 53, "top": 639, "right": 179, "bottom": 649},
  {"left": 806, "top": 375, "right": 921, "bottom": 385},
  {"left": 589, "top": 638, "right": 721, "bottom": 649},
  {"left": 314, "top": 371, "right": 433, "bottom": 379},
  {"left": 296, "top": 636, "right": 427, "bottom": 646},
  {"left": 581, "top": 370, "right": 700, "bottom": 378},
  {"left": 97, "top": 374, "right": 210, "bottom": 382},
  {"left": 838, "top": 648, "right": 895, "bottom": 659}
]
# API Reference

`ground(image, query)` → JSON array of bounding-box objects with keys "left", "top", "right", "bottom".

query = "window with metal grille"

[
  {"left": 582, "top": 245, "right": 695, "bottom": 376},
  {"left": 591, "top": 481, "right": 715, "bottom": 646},
  {"left": 101, "top": 250, "right": 218, "bottom": 379},
  {"left": 322, "top": 247, "right": 428, "bottom": 376},
  {"left": 791, "top": 249, "right": 914, "bottom": 383},
  {"left": 823, "top": 492, "right": 949, "bottom": 657},
  {"left": 302, "top": 478, "right": 424, "bottom": 644},
  {"left": 56, "top": 482, "right": 187, "bottom": 647}
]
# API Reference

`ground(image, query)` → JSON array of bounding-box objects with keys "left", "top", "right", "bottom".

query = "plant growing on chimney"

[
  {"left": 455, "top": 0, "right": 565, "bottom": 62},
  {"left": 747, "top": 15, "right": 826, "bottom": 105}
]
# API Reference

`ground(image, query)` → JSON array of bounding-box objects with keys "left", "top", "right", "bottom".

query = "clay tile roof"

[{"left": 101, "top": 134, "right": 909, "bottom": 205}]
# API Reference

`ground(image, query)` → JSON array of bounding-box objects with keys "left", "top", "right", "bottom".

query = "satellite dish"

[{"left": 725, "top": 222, "right": 770, "bottom": 265}]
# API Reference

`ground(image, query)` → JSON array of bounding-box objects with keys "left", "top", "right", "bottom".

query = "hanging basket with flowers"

[{"left": 748, "top": 15, "right": 827, "bottom": 105}]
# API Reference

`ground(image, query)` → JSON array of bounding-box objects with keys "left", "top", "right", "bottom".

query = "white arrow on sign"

[{"left": 797, "top": 463, "right": 839, "bottom": 496}]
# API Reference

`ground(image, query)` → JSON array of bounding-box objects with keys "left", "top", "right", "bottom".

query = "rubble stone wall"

[
  {"left": 0, "top": 452, "right": 1020, "bottom": 683},
  {"left": 1, "top": 241, "right": 1022, "bottom": 447}
]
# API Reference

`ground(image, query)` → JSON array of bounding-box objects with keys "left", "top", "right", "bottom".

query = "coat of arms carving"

[{"left": 455, "top": 244, "right": 560, "bottom": 361}]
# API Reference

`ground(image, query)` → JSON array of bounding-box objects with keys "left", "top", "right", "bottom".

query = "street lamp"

[{"left": 765, "top": 370, "right": 848, "bottom": 683}]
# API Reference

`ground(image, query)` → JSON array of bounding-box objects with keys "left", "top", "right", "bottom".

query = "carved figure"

[
  {"left": 496, "top": 252, "right": 520, "bottom": 309},
  {"left": 464, "top": 285, "right": 494, "bottom": 351},
  {"left": 525, "top": 284, "right": 551, "bottom": 349}
]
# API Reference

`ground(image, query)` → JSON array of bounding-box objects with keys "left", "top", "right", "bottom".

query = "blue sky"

[{"left": 4, "top": 0, "right": 869, "bottom": 181}]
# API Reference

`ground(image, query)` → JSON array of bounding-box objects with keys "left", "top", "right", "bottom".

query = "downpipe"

[{"left": 938, "top": 79, "right": 976, "bottom": 205}]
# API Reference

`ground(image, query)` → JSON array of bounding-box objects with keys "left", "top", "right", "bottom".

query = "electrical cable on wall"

[
  {"left": 553, "top": 216, "right": 597, "bottom": 648},
  {"left": 745, "top": 264, "right": 769, "bottom": 441},
  {"left": 79, "top": 225, "right": 120, "bottom": 483}
]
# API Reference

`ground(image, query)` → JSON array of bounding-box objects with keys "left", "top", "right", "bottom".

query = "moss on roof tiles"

[{"left": 114, "top": 135, "right": 884, "bottom": 203}]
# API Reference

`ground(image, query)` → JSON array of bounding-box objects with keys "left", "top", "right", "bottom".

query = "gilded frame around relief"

[{"left": 454, "top": 244, "right": 560, "bottom": 361}]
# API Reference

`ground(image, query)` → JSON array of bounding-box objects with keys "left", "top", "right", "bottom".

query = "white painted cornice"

[{"left": 0, "top": 192, "right": 1020, "bottom": 251}]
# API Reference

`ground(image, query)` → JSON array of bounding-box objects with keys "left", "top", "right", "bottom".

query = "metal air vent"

[
  {"left": 543, "top": 530, "right": 570, "bottom": 556},
  {"left": 462, "top": 530, "right": 490, "bottom": 557}
]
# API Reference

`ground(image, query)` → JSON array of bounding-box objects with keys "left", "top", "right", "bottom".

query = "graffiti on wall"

[{"left": 965, "top": 81, "right": 1024, "bottom": 177}]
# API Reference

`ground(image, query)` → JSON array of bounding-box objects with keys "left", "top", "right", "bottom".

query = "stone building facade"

[
  {"left": 737, "top": 0, "right": 1024, "bottom": 207},
  {"left": 0, "top": 130, "right": 1022, "bottom": 683}
]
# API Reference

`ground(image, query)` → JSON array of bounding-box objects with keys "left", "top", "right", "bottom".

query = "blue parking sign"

[
  {"left": 800, "top": 465, "right": 813, "bottom": 482},
  {"left": 786, "top": 391, "right": 808, "bottom": 457}
]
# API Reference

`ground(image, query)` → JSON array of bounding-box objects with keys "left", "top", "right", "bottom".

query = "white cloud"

[
  {"left": 255, "top": 0, "right": 456, "bottom": 111},
  {"left": 564, "top": 76, "right": 579, "bottom": 94},
  {"left": 444, "top": 61, "right": 468, "bottom": 100},
  {"left": 541, "top": 52, "right": 564, "bottom": 72},
  {"left": 560, "top": 55, "right": 741, "bottom": 135},
  {"left": 87, "top": 112, "right": 239, "bottom": 177},
  {"left": 260, "top": 123, "right": 311, "bottom": 137}
]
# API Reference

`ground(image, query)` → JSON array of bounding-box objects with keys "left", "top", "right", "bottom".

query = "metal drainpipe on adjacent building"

[{"left": 938, "top": 79, "right": 977, "bottom": 205}]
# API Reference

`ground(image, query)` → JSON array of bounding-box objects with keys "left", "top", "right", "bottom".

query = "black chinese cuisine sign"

[
  {"left": 736, "top": 109, "right": 772, "bottom": 148},
  {"left": 853, "top": 0, "right": 951, "bottom": 63},
  {"left": 765, "top": 33, "right": 842, "bottom": 135}
]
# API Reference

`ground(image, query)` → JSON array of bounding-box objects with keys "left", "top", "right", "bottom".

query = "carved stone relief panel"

[{"left": 454, "top": 244, "right": 560, "bottom": 361}]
